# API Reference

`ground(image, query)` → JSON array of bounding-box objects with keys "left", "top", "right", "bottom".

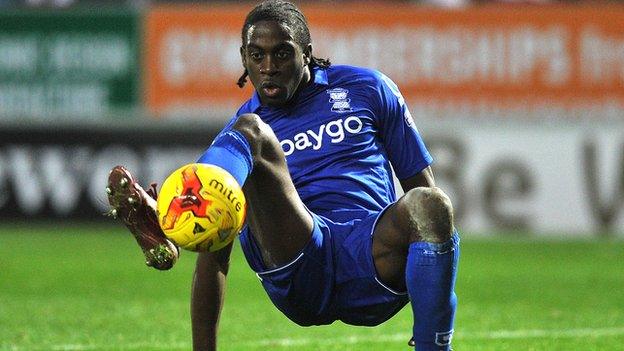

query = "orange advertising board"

[{"left": 145, "top": 4, "right": 624, "bottom": 118}]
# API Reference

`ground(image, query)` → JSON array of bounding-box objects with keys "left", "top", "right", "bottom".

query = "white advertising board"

[{"left": 417, "top": 120, "right": 624, "bottom": 237}]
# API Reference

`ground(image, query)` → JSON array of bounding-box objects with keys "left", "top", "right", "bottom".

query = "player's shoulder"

[
  {"left": 235, "top": 99, "right": 255, "bottom": 116},
  {"left": 325, "top": 64, "right": 386, "bottom": 87},
  {"left": 325, "top": 65, "right": 400, "bottom": 108}
]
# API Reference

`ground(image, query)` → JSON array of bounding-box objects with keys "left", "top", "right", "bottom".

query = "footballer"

[{"left": 107, "top": 1, "right": 460, "bottom": 350}]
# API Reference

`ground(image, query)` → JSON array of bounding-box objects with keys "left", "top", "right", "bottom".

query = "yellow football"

[{"left": 156, "top": 163, "right": 246, "bottom": 252}]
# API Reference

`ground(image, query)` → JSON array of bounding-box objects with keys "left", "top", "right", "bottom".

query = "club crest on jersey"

[{"left": 327, "top": 88, "right": 352, "bottom": 113}]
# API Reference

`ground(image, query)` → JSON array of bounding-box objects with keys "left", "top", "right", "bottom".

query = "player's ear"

[
  {"left": 240, "top": 46, "right": 247, "bottom": 67},
  {"left": 303, "top": 44, "right": 312, "bottom": 66}
]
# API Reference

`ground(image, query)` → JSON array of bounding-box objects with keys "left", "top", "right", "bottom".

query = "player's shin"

[
  {"left": 197, "top": 129, "right": 253, "bottom": 186},
  {"left": 406, "top": 232, "right": 460, "bottom": 351}
]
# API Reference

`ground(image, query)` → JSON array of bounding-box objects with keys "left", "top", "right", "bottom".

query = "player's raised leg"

[
  {"left": 197, "top": 112, "right": 314, "bottom": 267},
  {"left": 192, "top": 113, "right": 316, "bottom": 350},
  {"left": 373, "top": 185, "right": 459, "bottom": 351}
]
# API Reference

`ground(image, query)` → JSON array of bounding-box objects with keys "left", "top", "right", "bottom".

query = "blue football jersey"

[{"left": 217, "top": 65, "right": 432, "bottom": 223}]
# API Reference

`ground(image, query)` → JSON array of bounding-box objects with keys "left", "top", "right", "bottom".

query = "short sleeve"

[{"left": 374, "top": 72, "right": 433, "bottom": 180}]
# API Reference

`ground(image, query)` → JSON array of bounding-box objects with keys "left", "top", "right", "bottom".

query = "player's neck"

[{"left": 292, "top": 68, "right": 312, "bottom": 97}]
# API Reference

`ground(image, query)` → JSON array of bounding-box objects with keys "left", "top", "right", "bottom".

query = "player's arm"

[
  {"left": 399, "top": 166, "right": 435, "bottom": 193},
  {"left": 191, "top": 242, "right": 233, "bottom": 351},
  {"left": 372, "top": 71, "right": 435, "bottom": 195}
]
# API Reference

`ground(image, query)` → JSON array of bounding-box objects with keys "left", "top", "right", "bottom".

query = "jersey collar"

[{"left": 248, "top": 66, "right": 329, "bottom": 112}]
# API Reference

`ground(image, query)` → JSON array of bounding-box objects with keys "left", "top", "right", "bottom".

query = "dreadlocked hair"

[{"left": 236, "top": 0, "right": 331, "bottom": 88}]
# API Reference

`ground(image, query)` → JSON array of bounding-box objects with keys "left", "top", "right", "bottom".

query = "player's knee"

[
  {"left": 402, "top": 187, "right": 454, "bottom": 244},
  {"left": 232, "top": 113, "right": 275, "bottom": 151},
  {"left": 233, "top": 113, "right": 266, "bottom": 144},
  {"left": 232, "top": 113, "right": 280, "bottom": 158}
]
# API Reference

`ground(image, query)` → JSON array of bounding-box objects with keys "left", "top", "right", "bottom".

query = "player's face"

[{"left": 241, "top": 20, "right": 311, "bottom": 107}]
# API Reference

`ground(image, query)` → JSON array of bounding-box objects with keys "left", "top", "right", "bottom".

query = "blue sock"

[
  {"left": 196, "top": 129, "right": 253, "bottom": 186},
  {"left": 406, "top": 232, "right": 460, "bottom": 351}
]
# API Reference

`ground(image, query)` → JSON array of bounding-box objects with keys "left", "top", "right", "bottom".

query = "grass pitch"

[{"left": 1, "top": 223, "right": 623, "bottom": 351}]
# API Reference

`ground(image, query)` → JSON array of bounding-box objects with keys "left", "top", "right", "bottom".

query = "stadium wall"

[{"left": 0, "top": 4, "right": 623, "bottom": 237}]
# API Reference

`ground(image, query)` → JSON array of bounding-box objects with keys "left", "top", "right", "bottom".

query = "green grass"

[{"left": 1, "top": 223, "right": 623, "bottom": 350}]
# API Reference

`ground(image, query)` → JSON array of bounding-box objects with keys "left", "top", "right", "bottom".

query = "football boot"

[{"left": 106, "top": 165, "right": 179, "bottom": 270}]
